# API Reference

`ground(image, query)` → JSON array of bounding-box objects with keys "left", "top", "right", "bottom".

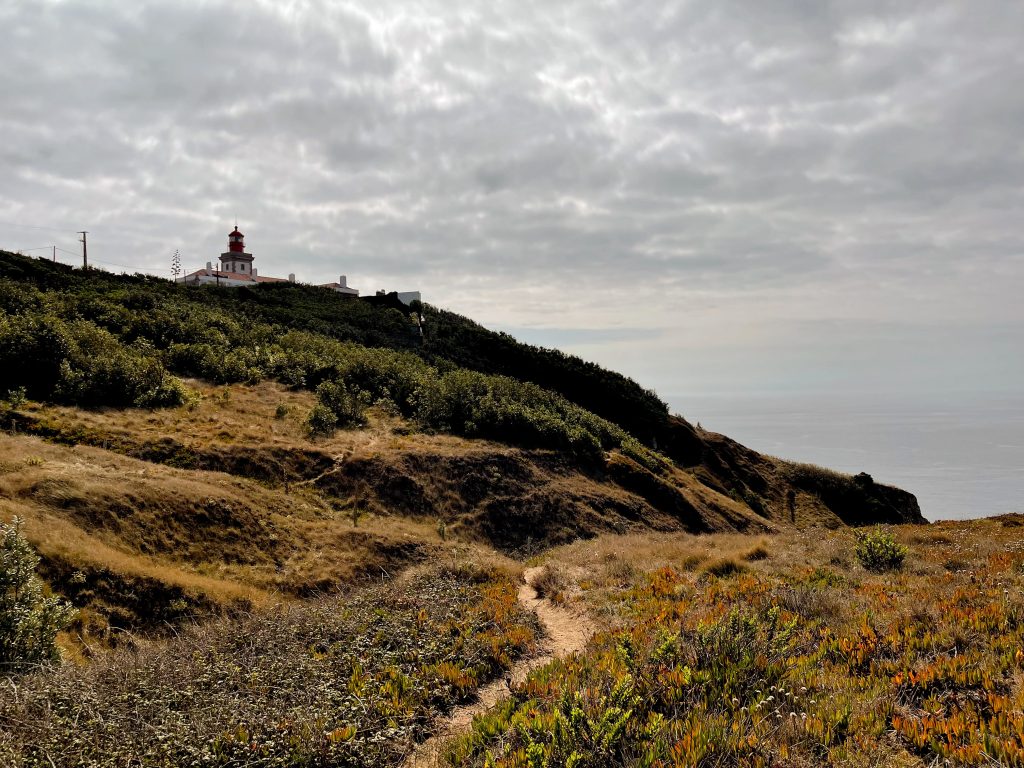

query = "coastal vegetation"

[
  {"left": 0, "top": 251, "right": 971, "bottom": 766},
  {"left": 0, "top": 517, "right": 75, "bottom": 670},
  {"left": 0, "top": 562, "right": 537, "bottom": 766},
  {"left": 451, "top": 523, "right": 1024, "bottom": 767},
  {"left": 0, "top": 252, "right": 660, "bottom": 469}
]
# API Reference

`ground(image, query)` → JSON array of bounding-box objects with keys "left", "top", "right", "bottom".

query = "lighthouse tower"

[{"left": 220, "top": 226, "right": 254, "bottom": 275}]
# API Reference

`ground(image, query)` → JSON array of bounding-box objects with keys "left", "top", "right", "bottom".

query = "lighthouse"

[{"left": 220, "top": 226, "right": 254, "bottom": 275}]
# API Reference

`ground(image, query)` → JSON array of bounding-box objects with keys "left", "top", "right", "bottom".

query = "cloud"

[{"left": 1, "top": 0, "right": 1022, "bottom": 396}]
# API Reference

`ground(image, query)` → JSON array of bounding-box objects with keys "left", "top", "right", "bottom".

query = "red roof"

[{"left": 230, "top": 227, "right": 244, "bottom": 237}]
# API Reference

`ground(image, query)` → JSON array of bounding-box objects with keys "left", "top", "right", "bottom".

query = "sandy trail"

[{"left": 403, "top": 566, "right": 595, "bottom": 768}]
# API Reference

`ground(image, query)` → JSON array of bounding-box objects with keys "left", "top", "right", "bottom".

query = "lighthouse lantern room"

[{"left": 220, "top": 226, "right": 254, "bottom": 274}]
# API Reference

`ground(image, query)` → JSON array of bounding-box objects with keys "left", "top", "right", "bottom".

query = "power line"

[
  {"left": 0, "top": 219, "right": 83, "bottom": 234},
  {"left": 14, "top": 247, "right": 161, "bottom": 275},
  {"left": 91, "top": 258, "right": 161, "bottom": 272}
]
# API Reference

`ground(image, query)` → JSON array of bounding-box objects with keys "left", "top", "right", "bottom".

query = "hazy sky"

[{"left": 2, "top": 0, "right": 1022, "bottom": 401}]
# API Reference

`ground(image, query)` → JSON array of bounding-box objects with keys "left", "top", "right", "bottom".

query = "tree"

[{"left": 0, "top": 517, "right": 75, "bottom": 672}]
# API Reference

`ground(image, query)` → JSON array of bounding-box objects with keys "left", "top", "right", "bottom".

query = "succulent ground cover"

[
  {"left": 451, "top": 522, "right": 1024, "bottom": 767},
  {"left": 0, "top": 563, "right": 538, "bottom": 767}
]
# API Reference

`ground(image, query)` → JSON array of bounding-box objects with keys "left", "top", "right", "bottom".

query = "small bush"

[
  {"left": 306, "top": 404, "right": 338, "bottom": 436},
  {"left": 0, "top": 517, "right": 76, "bottom": 672},
  {"left": 274, "top": 403, "right": 289, "bottom": 419},
  {"left": 530, "top": 564, "right": 569, "bottom": 601},
  {"left": 743, "top": 543, "right": 770, "bottom": 562},
  {"left": 0, "top": 387, "right": 26, "bottom": 411},
  {"left": 855, "top": 527, "right": 908, "bottom": 572},
  {"left": 703, "top": 558, "right": 747, "bottom": 578},
  {"left": 315, "top": 379, "right": 365, "bottom": 427}
]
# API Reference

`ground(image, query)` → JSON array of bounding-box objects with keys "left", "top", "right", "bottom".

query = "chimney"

[
  {"left": 339, "top": 275, "right": 347, "bottom": 287},
  {"left": 252, "top": 267, "right": 257, "bottom": 278},
  {"left": 288, "top": 273, "right": 296, "bottom": 283},
  {"left": 206, "top": 261, "right": 212, "bottom": 271}
]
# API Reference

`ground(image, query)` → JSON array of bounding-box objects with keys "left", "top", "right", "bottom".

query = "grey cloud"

[{"left": 1, "top": 0, "right": 1022, "bottom": 396}]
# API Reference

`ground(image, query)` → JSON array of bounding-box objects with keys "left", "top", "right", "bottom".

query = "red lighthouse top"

[{"left": 228, "top": 226, "right": 245, "bottom": 254}]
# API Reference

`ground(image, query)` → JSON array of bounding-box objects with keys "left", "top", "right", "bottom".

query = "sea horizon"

[{"left": 670, "top": 390, "right": 1024, "bottom": 522}]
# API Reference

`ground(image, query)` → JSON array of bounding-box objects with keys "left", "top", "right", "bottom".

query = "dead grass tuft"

[
  {"left": 702, "top": 557, "right": 747, "bottom": 578},
  {"left": 742, "top": 542, "right": 771, "bottom": 561},
  {"left": 530, "top": 564, "right": 570, "bottom": 602}
]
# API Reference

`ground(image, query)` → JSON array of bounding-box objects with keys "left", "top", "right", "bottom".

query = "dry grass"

[
  {"left": 529, "top": 564, "right": 570, "bottom": 603},
  {"left": 0, "top": 565, "right": 538, "bottom": 768},
  {"left": 18, "top": 379, "right": 511, "bottom": 469},
  {"left": 457, "top": 518, "right": 1024, "bottom": 767},
  {"left": 0, "top": 379, "right": 923, "bottom": 658},
  {"left": 743, "top": 541, "right": 771, "bottom": 561},
  {"left": 0, "top": 431, "right": 446, "bottom": 645}
]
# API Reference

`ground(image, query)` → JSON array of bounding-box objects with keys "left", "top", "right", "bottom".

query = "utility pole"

[
  {"left": 52, "top": 246, "right": 56, "bottom": 262},
  {"left": 77, "top": 231, "right": 88, "bottom": 270}
]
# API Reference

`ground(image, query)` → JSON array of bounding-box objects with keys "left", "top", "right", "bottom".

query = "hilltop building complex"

[{"left": 177, "top": 226, "right": 418, "bottom": 304}]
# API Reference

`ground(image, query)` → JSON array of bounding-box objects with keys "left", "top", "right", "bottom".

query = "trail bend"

[{"left": 403, "top": 565, "right": 595, "bottom": 768}]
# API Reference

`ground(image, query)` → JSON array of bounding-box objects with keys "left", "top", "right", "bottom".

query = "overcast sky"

[{"left": 2, "top": 0, "right": 1022, "bottom": 404}]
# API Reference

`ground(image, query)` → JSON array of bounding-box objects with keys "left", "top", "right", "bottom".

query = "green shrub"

[
  {"left": 0, "top": 313, "right": 73, "bottom": 400},
  {"left": 0, "top": 387, "right": 26, "bottom": 411},
  {"left": 315, "top": 380, "right": 366, "bottom": 427},
  {"left": 0, "top": 517, "right": 76, "bottom": 672},
  {"left": 306, "top": 403, "right": 338, "bottom": 436},
  {"left": 855, "top": 527, "right": 908, "bottom": 572}
]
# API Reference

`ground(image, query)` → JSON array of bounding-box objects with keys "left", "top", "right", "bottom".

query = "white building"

[
  {"left": 177, "top": 226, "right": 295, "bottom": 287},
  {"left": 178, "top": 227, "right": 427, "bottom": 305},
  {"left": 320, "top": 275, "right": 359, "bottom": 297},
  {"left": 178, "top": 227, "right": 362, "bottom": 296}
]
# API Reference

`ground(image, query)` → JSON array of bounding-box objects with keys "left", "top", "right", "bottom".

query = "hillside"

[
  {"left": 13, "top": 252, "right": 1024, "bottom": 768},
  {"left": 0, "top": 250, "right": 923, "bottom": 638}
]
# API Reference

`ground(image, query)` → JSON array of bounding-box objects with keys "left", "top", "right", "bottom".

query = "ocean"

[{"left": 669, "top": 392, "right": 1024, "bottom": 521}]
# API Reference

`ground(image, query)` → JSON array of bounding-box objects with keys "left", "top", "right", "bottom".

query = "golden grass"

[
  {"left": 20, "top": 378, "right": 507, "bottom": 465},
  {"left": 0, "top": 429, "right": 449, "bottom": 645},
  {"left": 0, "top": 378, "right": 896, "bottom": 653},
  {"left": 457, "top": 519, "right": 1024, "bottom": 767}
]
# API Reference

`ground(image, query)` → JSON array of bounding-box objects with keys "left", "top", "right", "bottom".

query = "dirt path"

[{"left": 403, "top": 566, "right": 595, "bottom": 768}]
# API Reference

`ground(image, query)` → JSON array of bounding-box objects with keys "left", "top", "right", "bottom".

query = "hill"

[
  {"left": 0, "top": 249, "right": 923, "bottom": 640},
  {"left": 15, "top": 251, "right": 1024, "bottom": 768}
]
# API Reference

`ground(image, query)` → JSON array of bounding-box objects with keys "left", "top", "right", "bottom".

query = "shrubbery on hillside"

[
  {"left": 0, "top": 518, "right": 75, "bottom": 672},
  {"left": 0, "top": 565, "right": 537, "bottom": 766},
  {"left": 453, "top": 541, "right": 1024, "bottom": 768},
  {"left": 421, "top": 307, "right": 669, "bottom": 441},
  {"left": 855, "top": 527, "right": 908, "bottom": 572},
  {"left": 0, "top": 251, "right": 667, "bottom": 437},
  {"left": 0, "top": 253, "right": 666, "bottom": 467},
  {"left": 0, "top": 312, "right": 187, "bottom": 408}
]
